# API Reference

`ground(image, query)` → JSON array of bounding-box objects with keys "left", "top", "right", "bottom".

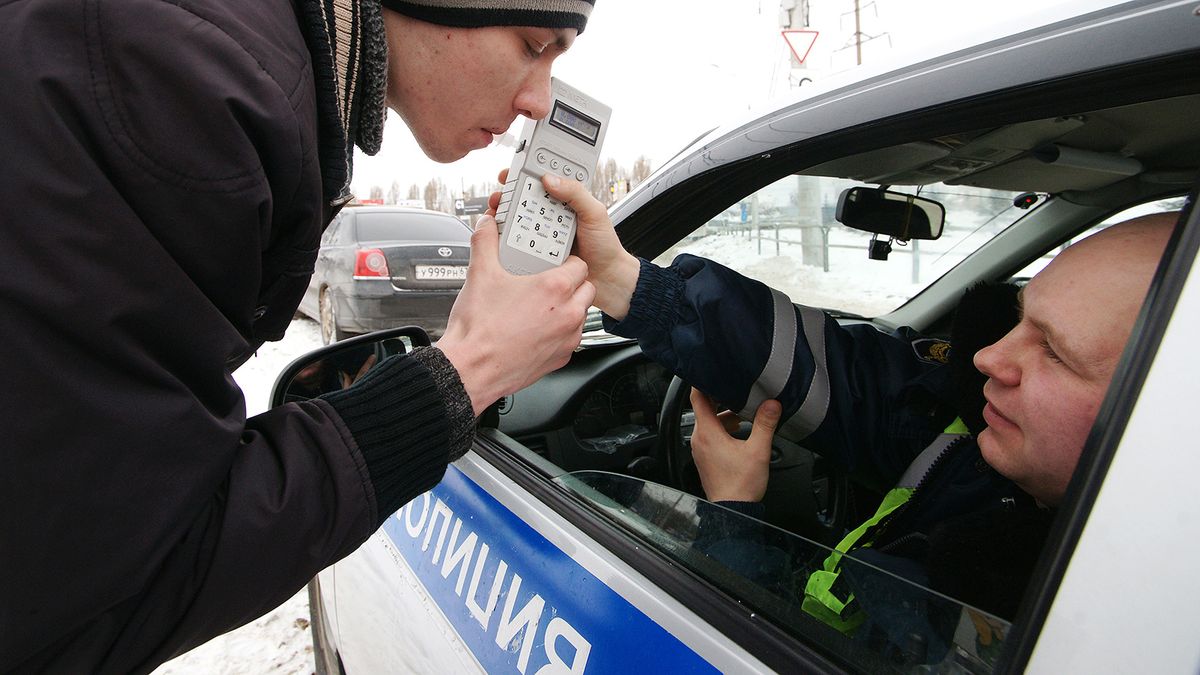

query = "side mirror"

[
  {"left": 270, "top": 326, "right": 432, "bottom": 407},
  {"left": 835, "top": 187, "right": 946, "bottom": 241}
]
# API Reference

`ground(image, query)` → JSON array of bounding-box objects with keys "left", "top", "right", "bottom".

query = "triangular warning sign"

[{"left": 782, "top": 29, "right": 819, "bottom": 64}]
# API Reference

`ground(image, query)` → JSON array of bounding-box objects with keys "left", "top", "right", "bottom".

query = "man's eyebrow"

[{"left": 1023, "top": 288, "right": 1095, "bottom": 369}]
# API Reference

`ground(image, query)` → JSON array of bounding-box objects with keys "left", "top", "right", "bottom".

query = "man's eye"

[
  {"left": 1039, "top": 338, "right": 1063, "bottom": 364},
  {"left": 525, "top": 41, "right": 547, "bottom": 58}
]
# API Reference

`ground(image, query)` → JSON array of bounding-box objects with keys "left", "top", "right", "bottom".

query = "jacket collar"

[{"left": 296, "top": 0, "right": 388, "bottom": 206}]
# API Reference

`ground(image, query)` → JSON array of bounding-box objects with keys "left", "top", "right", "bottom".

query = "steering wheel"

[{"left": 657, "top": 375, "right": 850, "bottom": 547}]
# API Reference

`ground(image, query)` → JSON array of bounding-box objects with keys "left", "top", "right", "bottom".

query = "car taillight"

[{"left": 353, "top": 248, "right": 390, "bottom": 278}]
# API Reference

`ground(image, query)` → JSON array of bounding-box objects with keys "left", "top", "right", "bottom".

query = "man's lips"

[
  {"left": 982, "top": 400, "right": 1017, "bottom": 430},
  {"left": 471, "top": 128, "right": 497, "bottom": 149}
]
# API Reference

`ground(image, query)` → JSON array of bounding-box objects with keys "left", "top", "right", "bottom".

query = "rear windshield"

[{"left": 355, "top": 212, "right": 471, "bottom": 243}]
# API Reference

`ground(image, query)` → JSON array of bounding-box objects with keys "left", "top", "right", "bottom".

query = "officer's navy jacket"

[{"left": 605, "top": 255, "right": 1053, "bottom": 656}]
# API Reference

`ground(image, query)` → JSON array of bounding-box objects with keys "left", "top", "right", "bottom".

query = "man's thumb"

[
  {"left": 751, "top": 399, "right": 782, "bottom": 438},
  {"left": 469, "top": 215, "right": 500, "bottom": 266}
]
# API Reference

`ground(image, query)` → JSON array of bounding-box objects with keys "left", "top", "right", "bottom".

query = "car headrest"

[{"left": 949, "top": 281, "right": 1021, "bottom": 436}]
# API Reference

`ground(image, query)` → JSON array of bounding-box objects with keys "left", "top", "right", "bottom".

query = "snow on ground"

[
  {"left": 656, "top": 231, "right": 923, "bottom": 317},
  {"left": 153, "top": 318, "right": 325, "bottom": 675}
]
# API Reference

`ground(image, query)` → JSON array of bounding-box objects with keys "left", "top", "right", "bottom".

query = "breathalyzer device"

[{"left": 495, "top": 78, "right": 611, "bottom": 275}]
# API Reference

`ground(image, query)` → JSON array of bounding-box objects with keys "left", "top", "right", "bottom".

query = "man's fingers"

[
  {"left": 483, "top": 169, "right": 511, "bottom": 217},
  {"left": 749, "top": 399, "right": 782, "bottom": 441},
  {"left": 689, "top": 388, "right": 719, "bottom": 426},
  {"left": 715, "top": 409, "right": 741, "bottom": 435},
  {"left": 469, "top": 216, "right": 501, "bottom": 271},
  {"left": 541, "top": 174, "right": 608, "bottom": 222},
  {"left": 355, "top": 354, "right": 378, "bottom": 381},
  {"left": 555, "top": 255, "right": 589, "bottom": 288},
  {"left": 571, "top": 279, "right": 597, "bottom": 311}
]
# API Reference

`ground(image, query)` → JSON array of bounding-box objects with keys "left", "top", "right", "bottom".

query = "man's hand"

[
  {"left": 437, "top": 215, "right": 595, "bottom": 416},
  {"left": 689, "top": 389, "right": 779, "bottom": 503},
  {"left": 488, "top": 169, "right": 640, "bottom": 320}
]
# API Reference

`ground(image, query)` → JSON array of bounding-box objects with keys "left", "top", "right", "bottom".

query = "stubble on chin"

[{"left": 976, "top": 428, "right": 1003, "bottom": 471}]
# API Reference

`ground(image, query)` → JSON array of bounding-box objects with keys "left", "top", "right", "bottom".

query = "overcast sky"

[{"left": 349, "top": 0, "right": 1121, "bottom": 197}]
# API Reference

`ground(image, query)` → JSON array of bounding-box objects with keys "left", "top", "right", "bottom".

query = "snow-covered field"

[{"left": 152, "top": 318, "right": 324, "bottom": 675}]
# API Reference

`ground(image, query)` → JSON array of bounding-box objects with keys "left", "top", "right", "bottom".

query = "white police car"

[{"left": 275, "top": 1, "right": 1200, "bottom": 671}]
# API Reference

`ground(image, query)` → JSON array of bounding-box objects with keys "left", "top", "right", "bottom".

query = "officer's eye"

[{"left": 1039, "top": 337, "right": 1063, "bottom": 364}]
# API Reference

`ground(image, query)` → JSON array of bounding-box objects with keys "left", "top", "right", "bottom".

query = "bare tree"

[
  {"left": 407, "top": 184, "right": 421, "bottom": 200},
  {"left": 631, "top": 156, "right": 653, "bottom": 188},
  {"left": 423, "top": 178, "right": 443, "bottom": 211},
  {"left": 369, "top": 185, "right": 384, "bottom": 201}
]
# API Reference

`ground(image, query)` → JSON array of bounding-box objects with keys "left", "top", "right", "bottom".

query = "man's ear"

[{"left": 949, "top": 281, "right": 1021, "bottom": 435}]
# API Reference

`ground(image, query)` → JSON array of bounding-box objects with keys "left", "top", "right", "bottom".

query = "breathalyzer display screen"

[{"left": 549, "top": 101, "right": 601, "bottom": 145}]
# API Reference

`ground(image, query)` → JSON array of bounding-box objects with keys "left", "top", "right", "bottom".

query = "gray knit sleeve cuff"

[{"left": 409, "top": 346, "right": 477, "bottom": 461}]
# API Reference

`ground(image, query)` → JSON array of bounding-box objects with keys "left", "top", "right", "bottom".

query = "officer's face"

[
  {"left": 382, "top": 12, "right": 576, "bottom": 162},
  {"left": 972, "top": 217, "right": 1168, "bottom": 506}
]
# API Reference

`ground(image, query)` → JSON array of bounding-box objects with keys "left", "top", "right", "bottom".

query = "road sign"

[
  {"left": 455, "top": 196, "right": 490, "bottom": 216},
  {"left": 782, "top": 29, "right": 819, "bottom": 64}
]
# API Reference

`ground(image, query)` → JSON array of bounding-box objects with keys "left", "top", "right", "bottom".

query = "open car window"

[
  {"left": 557, "top": 471, "right": 1010, "bottom": 673},
  {"left": 1011, "top": 196, "right": 1189, "bottom": 280},
  {"left": 652, "top": 178, "right": 1029, "bottom": 318}
]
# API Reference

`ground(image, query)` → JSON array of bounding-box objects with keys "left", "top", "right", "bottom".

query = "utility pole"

[
  {"left": 854, "top": 0, "right": 862, "bottom": 65},
  {"left": 781, "top": 0, "right": 826, "bottom": 270}
]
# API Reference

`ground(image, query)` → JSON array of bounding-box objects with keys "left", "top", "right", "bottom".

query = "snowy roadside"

[{"left": 153, "top": 318, "right": 325, "bottom": 675}]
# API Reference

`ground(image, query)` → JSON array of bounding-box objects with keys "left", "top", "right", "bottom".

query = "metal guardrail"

[{"left": 702, "top": 219, "right": 967, "bottom": 284}]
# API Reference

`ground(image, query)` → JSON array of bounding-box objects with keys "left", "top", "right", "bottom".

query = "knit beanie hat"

[{"left": 381, "top": 0, "right": 594, "bottom": 34}]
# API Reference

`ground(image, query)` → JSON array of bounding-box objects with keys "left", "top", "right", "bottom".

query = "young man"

[
  {"left": 2, "top": 1, "right": 595, "bottom": 673},
  {"left": 532, "top": 173, "right": 1175, "bottom": 655}
]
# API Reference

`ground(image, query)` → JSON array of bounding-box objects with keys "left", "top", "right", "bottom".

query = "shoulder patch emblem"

[{"left": 912, "top": 338, "right": 952, "bottom": 364}]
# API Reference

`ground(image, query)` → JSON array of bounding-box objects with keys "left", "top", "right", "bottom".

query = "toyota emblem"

[{"left": 437, "top": 247, "right": 453, "bottom": 258}]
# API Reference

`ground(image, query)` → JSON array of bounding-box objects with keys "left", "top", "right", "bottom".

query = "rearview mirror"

[
  {"left": 835, "top": 187, "right": 946, "bottom": 241},
  {"left": 270, "top": 326, "right": 432, "bottom": 407}
]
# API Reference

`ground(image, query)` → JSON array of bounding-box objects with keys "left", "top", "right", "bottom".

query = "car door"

[{"left": 329, "top": 450, "right": 777, "bottom": 673}]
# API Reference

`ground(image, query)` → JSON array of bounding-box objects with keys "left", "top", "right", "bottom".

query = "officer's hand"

[
  {"left": 487, "top": 168, "right": 640, "bottom": 320},
  {"left": 437, "top": 215, "right": 595, "bottom": 416},
  {"left": 689, "top": 389, "right": 779, "bottom": 503}
]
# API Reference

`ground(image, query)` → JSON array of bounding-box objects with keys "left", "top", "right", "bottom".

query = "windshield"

[
  {"left": 355, "top": 212, "right": 472, "bottom": 243},
  {"left": 652, "top": 177, "right": 1028, "bottom": 318},
  {"left": 557, "top": 471, "right": 1010, "bottom": 673}
]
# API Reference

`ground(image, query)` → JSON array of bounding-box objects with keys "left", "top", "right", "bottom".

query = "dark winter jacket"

[
  {"left": 0, "top": 0, "right": 472, "bottom": 672},
  {"left": 605, "top": 256, "right": 1051, "bottom": 642}
]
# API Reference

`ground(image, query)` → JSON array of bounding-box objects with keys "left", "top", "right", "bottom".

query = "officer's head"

[
  {"left": 381, "top": 1, "right": 593, "bottom": 162},
  {"left": 973, "top": 212, "right": 1175, "bottom": 506}
]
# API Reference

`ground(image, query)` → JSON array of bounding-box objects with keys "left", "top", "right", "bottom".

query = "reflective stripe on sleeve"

[
  {"left": 740, "top": 288, "right": 797, "bottom": 419},
  {"left": 776, "top": 305, "right": 831, "bottom": 440}
]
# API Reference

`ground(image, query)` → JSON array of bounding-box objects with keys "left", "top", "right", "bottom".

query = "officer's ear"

[{"left": 949, "top": 281, "right": 1021, "bottom": 435}]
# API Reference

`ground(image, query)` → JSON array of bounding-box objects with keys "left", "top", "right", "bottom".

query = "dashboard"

[{"left": 495, "top": 343, "right": 673, "bottom": 480}]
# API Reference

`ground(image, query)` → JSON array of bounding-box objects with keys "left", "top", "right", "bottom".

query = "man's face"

[
  {"left": 382, "top": 13, "right": 577, "bottom": 162},
  {"left": 972, "top": 221, "right": 1165, "bottom": 505}
]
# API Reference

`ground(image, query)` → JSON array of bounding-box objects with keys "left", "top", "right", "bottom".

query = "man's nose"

[
  {"left": 514, "top": 68, "right": 553, "bottom": 120},
  {"left": 974, "top": 331, "right": 1020, "bottom": 386}
]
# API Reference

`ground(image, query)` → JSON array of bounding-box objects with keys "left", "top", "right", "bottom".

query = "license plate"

[{"left": 415, "top": 264, "right": 467, "bottom": 280}]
